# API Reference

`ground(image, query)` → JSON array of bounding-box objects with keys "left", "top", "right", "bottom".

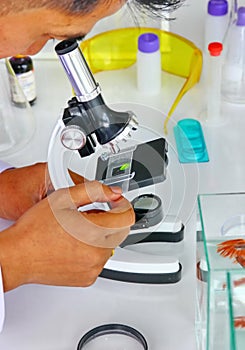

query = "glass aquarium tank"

[
  {"left": 227, "top": 270, "right": 245, "bottom": 350},
  {"left": 196, "top": 193, "right": 245, "bottom": 350}
]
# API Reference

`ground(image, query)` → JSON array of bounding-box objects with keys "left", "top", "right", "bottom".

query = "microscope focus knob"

[{"left": 60, "top": 125, "right": 86, "bottom": 150}]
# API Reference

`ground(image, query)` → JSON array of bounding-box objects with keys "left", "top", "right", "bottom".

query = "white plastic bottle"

[
  {"left": 204, "top": 0, "right": 230, "bottom": 51},
  {"left": 206, "top": 42, "right": 224, "bottom": 125},
  {"left": 201, "top": 1, "right": 229, "bottom": 87},
  {"left": 221, "top": 6, "right": 245, "bottom": 103},
  {"left": 136, "top": 32, "right": 161, "bottom": 95}
]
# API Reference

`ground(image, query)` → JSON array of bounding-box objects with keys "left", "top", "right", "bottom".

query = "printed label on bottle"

[{"left": 9, "top": 70, "right": 36, "bottom": 103}]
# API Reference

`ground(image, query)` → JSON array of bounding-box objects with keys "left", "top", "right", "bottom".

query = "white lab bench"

[{"left": 1, "top": 1, "right": 245, "bottom": 349}]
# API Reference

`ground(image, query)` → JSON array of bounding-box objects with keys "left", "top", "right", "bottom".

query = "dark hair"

[
  {"left": 69, "top": 0, "right": 186, "bottom": 15},
  {"left": 131, "top": 0, "right": 185, "bottom": 18}
]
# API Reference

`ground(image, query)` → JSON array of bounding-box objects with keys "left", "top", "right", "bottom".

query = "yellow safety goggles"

[{"left": 80, "top": 27, "right": 202, "bottom": 134}]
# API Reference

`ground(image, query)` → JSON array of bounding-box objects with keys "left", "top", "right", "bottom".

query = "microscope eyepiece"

[{"left": 55, "top": 39, "right": 78, "bottom": 55}]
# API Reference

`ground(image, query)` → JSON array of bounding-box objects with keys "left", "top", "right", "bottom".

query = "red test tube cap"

[{"left": 208, "top": 42, "right": 223, "bottom": 56}]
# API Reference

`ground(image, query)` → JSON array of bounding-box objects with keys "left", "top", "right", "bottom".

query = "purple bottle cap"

[
  {"left": 208, "top": 0, "right": 228, "bottom": 16},
  {"left": 236, "top": 7, "right": 245, "bottom": 26},
  {"left": 138, "top": 33, "right": 160, "bottom": 53}
]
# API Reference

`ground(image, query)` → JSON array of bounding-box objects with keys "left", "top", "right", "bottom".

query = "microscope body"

[{"left": 47, "top": 39, "right": 183, "bottom": 285}]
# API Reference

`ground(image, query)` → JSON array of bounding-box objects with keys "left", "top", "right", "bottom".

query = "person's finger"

[
  {"left": 46, "top": 182, "right": 132, "bottom": 248},
  {"left": 68, "top": 169, "right": 85, "bottom": 185},
  {"left": 83, "top": 196, "right": 135, "bottom": 229},
  {"left": 51, "top": 204, "right": 132, "bottom": 248},
  {"left": 57, "top": 181, "right": 123, "bottom": 208}
]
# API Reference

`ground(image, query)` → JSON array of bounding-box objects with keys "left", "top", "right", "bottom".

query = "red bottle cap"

[{"left": 208, "top": 42, "right": 223, "bottom": 56}]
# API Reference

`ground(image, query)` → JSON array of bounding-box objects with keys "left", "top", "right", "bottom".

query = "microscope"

[{"left": 48, "top": 39, "right": 183, "bottom": 284}]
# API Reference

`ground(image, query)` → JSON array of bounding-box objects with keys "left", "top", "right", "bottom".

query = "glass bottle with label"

[
  {"left": 8, "top": 55, "right": 37, "bottom": 107},
  {"left": 0, "top": 60, "right": 35, "bottom": 156}
]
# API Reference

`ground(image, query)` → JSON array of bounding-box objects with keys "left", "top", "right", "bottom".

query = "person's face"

[{"left": 0, "top": 0, "right": 125, "bottom": 58}]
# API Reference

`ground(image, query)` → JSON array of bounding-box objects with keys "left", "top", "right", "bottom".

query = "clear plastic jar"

[{"left": 221, "top": 6, "right": 245, "bottom": 103}]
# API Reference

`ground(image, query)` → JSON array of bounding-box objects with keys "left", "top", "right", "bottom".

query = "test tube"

[{"left": 206, "top": 42, "right": 223, "bottom": 126}]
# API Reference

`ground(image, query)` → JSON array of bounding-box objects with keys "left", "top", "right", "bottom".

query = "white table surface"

[{"left": 1, "top": 1, "right": 245, "bottom": 349}]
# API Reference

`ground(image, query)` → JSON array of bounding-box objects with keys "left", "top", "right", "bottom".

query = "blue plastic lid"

[
  {"left": 208, "top": 0, "right": 228, "bottom": 16},
  {"left": 173, "top": 119, "right": 209, "bottom": 163},
  {"left": 138, "top": 33, "right": 160, "bottom": 53}
]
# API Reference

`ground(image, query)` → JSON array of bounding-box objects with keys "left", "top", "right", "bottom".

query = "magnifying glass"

[
  {"left": 131, "top": 194, "right": 163, "bottom": 230},
  {"left": 77, "top": 323, "right": 148, "bottom": 350}
]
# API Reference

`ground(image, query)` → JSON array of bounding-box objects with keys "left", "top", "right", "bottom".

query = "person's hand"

[
  {"left": 0, "top": 181, "right": 135, "bottom": 292},
  {"left": 0, "top": 162, "right": 85, "bottom": 221},
  {"left": 0, "top": 163, "right": 52, "bottom": 221}
]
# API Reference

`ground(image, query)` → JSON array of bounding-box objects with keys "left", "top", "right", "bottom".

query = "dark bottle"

[{"left": 8, "top": 55, "right": 37, "bottom": 107}]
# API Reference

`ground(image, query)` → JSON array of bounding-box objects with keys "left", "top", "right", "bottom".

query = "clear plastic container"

[{"left": 221, "top": 6, "right": 245, "bottom": 103}]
